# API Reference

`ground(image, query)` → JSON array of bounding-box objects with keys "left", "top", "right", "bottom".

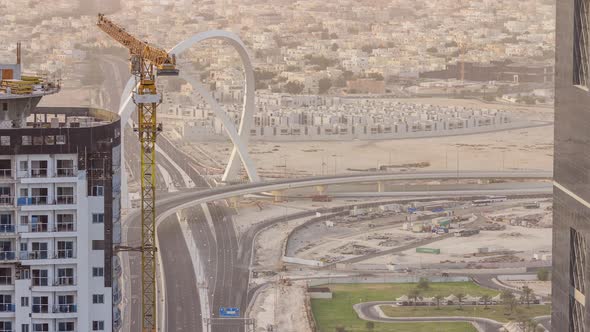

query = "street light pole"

[{"left": 456, "top": 147, "right": 460, "bottom": 182}]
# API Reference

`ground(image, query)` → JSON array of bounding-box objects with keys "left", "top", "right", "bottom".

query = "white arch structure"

[{"left": 118, "top": 30, "right": 261, "bottom": 207}]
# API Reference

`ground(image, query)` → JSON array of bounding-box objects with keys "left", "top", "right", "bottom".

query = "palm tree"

[
  {"left": 521, "top": 286, "right": 535, "bottom": 307},
  {"left": 456, "top": 293, "right": 465, "bottom": 310},
  {"left": 481, "top": 295, "right": 491, "bottom": 309},
  {"left": 434, "top": 295, "right": 444, "bottom": 310},
  {"left": 501, "top": 290, "right": 517, "bottom": 315},
  {"left": 408, "top": 288, "right": 421, "bottom": 308}
]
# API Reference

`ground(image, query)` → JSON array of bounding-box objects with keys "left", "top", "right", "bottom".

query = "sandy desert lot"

[{"left": 182, "top": 98, "right": 554, "bottom": 178}]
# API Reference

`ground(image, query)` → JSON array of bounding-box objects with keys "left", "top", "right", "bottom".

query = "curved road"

[
  {"left": 354, "top": 302, "right": 550, "bottom": 332},
  {"left": 122, "top": 171, "right": 551, "bottom": 332}
]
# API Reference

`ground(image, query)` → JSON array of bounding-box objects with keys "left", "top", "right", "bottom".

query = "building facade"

[
  {"left": 553, "top": 0, "right": 590, "bottom": 330},
  {"left": 0, "top": 107, "right": 121, "bottom": 332}
]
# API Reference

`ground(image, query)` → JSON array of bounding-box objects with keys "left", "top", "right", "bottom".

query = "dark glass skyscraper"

[{"left": 553, "top": 0, "right": 590, "bottom": 330}]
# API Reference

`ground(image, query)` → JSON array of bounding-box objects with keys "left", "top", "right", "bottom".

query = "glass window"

[
  {"left": 32, "top": 297, "right": 48, "bottom": 314},
  {"left": 92, "top": 321, "right": 104, "bottom": 331},
  {"left": 57, "top": 322, "right": 74, "bottom": 332},
  {"left": 56, "top": 135, "right": 66, "bottom": 145},
  {"left": 0, "top": 215, "right": 10, "bottom": 225},
  {"left": 57, "top": 241, "right": 74, "bottom": 259},
  {"left": 31, "top": 270, "right": 48, "bottom": 286},
  {"left": 0, "top": 137, "right": 9, "bottom": 146},
  {"left": 20, "top": 297, "right": 28, "bottom": 306},
  {"left": 21, "top": 136, "right": 31, "bottom": 146},
  {"left": 32, "top": 137, "right": 43, "bottom": 146},
  {"left": 92, "top": 294, "right": 104, "bottom": 304},
  {"left": 57, "top": 268, "right": 74, "bottom": 285},
  {"left": 0, "top": 322, "right": 12, "bottom": 332},
  {"left": 92, "top": 267, "right": 104, "bottom": 277},
  {"left": 56, "top": 214, "right": 75, "bottom": 232},
  {"left": 91, "top": 186, "right": 104, "bottom": 197},
  {"left": 92, "top": 213, "right": 104, "bottom": 224},
  {"left": 32, "top": 323, "right": 48, "bottom": 332},
  {"left": 31, "top": 242, "right": 47, "bottom": 259},
  {"left": 56, "top": 187, "right": 74, "bottom": 204},
  {"left": 57, "top": 160, "right": 74, "bottom": 177},
  {"left": 0, "top": 268, "right": 10, "bottom": 285}
]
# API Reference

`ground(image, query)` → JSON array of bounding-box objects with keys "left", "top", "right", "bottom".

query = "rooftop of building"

[
  {"left": 19, "top": 107, "right": 120, "bottom": 129},
  {"left": 0, "top": 43, "right": 60, "bottom": 100}
]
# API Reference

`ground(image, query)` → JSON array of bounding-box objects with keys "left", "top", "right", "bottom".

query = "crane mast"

[{"left": 97, "top": 14, "right": 179, "bottom": 332}]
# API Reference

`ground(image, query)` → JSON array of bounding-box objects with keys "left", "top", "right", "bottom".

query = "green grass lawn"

[
  {"left": 311, "top": 282, "right": 498, "bottom": 332},
  {"left": 381, "top": 304, "right": 551, "bottom": 323}
]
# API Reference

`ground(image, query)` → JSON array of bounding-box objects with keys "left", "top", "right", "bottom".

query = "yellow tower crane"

[{"left": 97, "top": 14, "right": 179, "bottom": 332}]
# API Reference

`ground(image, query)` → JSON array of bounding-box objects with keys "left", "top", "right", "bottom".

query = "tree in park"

[
  {"left": 456, "top": 293, "right": 465, "bottom": 310},
  {"left": 481, "top": 294, "right": 491, "bottom": 309},
  {"left": 408, "top": 288, "right": 421, "bottom": 307},
  {"left": 501, "top": 290, "right": 518, "bottom": 315},
  {"left": 537, "top": 268, "right": 550, "bottom": 281},
  {"left": 434, "top": 295, "right": 444, "bottom": 310},
  {"left": 521, "top": 286, "right": 535, "bottom": 307},
  {"left": 365, "top": 321, "right": 375, "bottom": 331},
  {"left": 417, "top": 277, "right": 430, "bottom": 290}
]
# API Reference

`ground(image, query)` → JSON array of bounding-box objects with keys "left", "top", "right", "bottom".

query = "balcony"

[
  {"left": 30, "top": 168, "right": 48, "bottom": 178},
  {"left": 31, "top": 279, "right": 48, "bottom": 287},
  {"left": 54, "top": 277, "right": 76, "bottom": 287},
  {"left": 20, "top": 250, "right": 49, "bottom": 260},
  {"left": 55, "top": 222, "right": 76, "bottom": 232},
  {"left": 17, "top": 196, "right": 47, "bottom": 206},
  {"left": 56, "top": 249, "right": 75, "bottom": 259},
  {"left": 54, "top": 304, "right": 77, "bottom": 313},
  {"left": 56, "top": 195, "right": 75, "bottom": 205},
  {"left": 0, "top": 225, "right": 14, "bottom": 233},
  {"left": 18, "top": 196, "right": 75, "bottom": 207},
  {"left": 56, "top": 168, "right": 75, "bottom": 177},
  {"left": 0, "top": 303, "right": 15, "bottom": 313},
  {"left": 0, "top": 169, "right": 12, "bottom": 179},
  {"left": 0, "top": 197, "right": 13, "bottom": 206},
  {"left": 0, "top": 252, "right": 15, "bottom": 261},
  {"left": 31, "top": 224, "right": 48, "bottom": 233},
  {"left": 0, "top": 277, "right": 12, "bottom": 286},
  {"left": 32, "top": 304, "right": 49, "bottom": 313}
]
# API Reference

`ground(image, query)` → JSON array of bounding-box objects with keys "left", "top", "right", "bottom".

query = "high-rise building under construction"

[{"left": 0, "top": 46, "right": 122, "bottom": 331}]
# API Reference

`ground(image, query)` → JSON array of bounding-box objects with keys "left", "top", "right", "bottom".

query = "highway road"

[
  {"left": 96, "top": 55, "right": 203, "bottom": 332},
  {"left": 119, "top": 171, "right": 553, "bottom": 332}
]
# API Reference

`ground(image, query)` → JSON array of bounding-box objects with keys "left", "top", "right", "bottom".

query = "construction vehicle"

[{"left": 97, "top": 14, "right": 179, "bottom": 332}]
